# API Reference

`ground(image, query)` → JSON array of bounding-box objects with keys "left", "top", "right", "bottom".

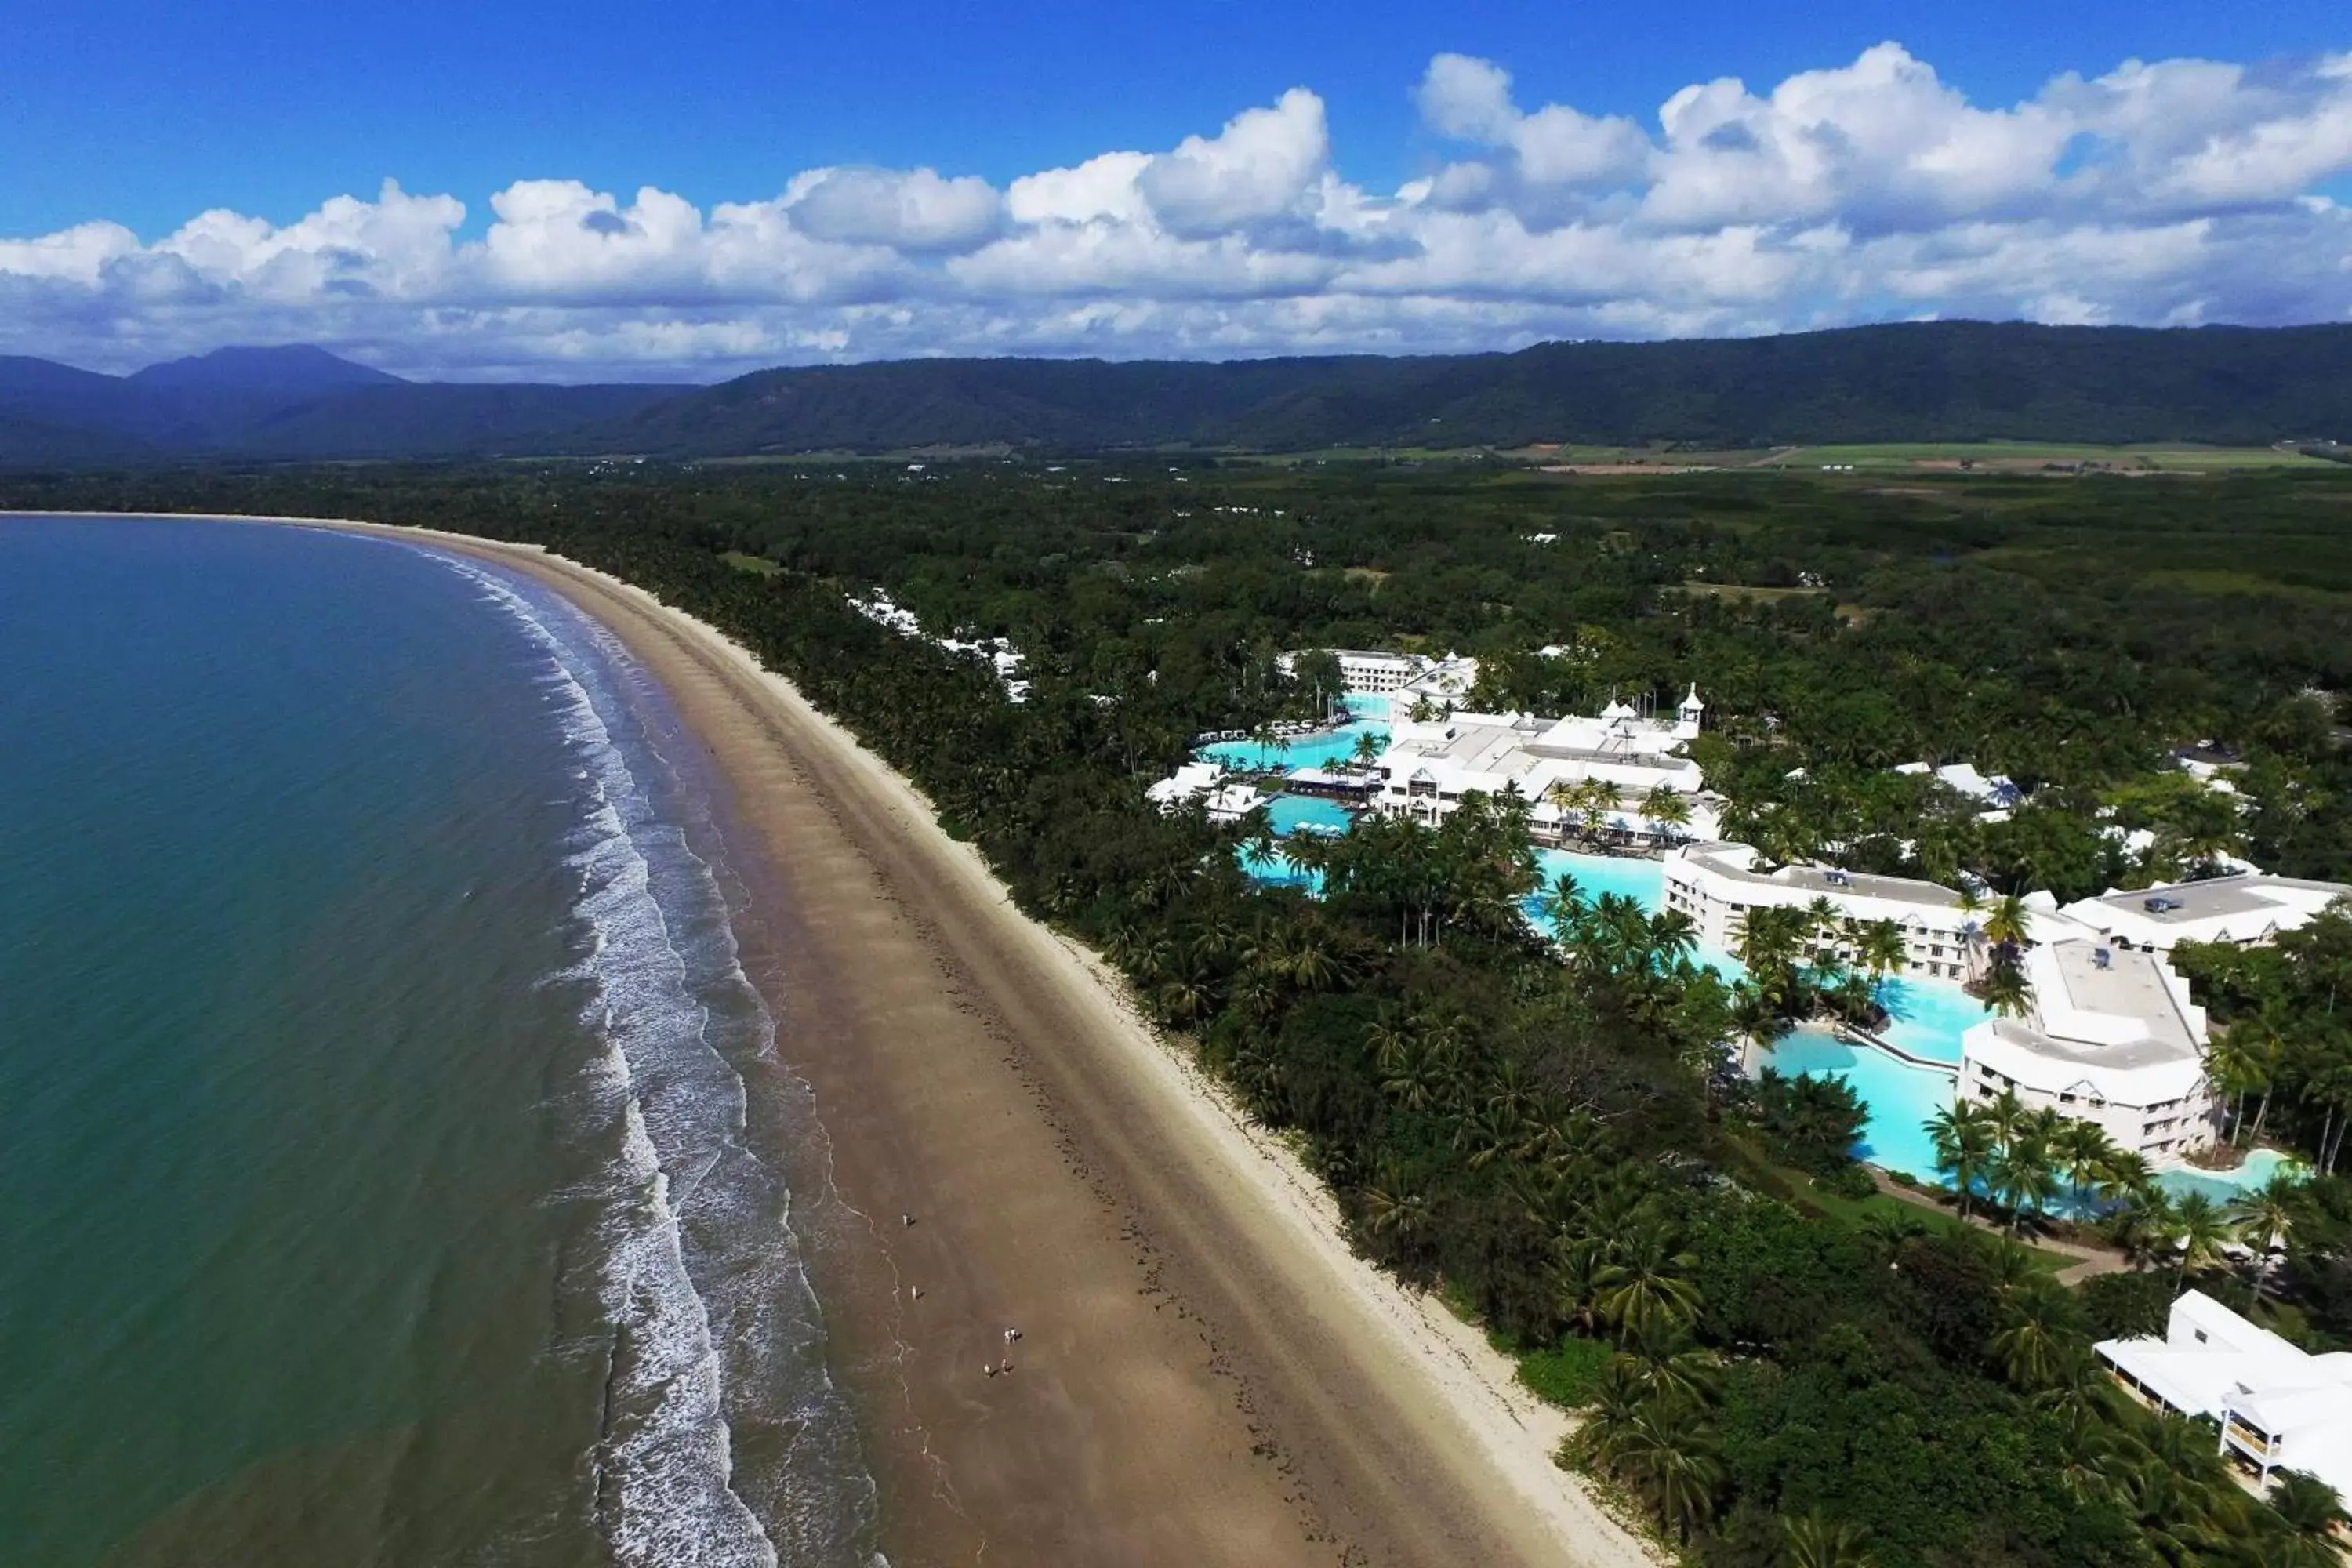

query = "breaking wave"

[{"left": 430, "top": 552, "right": 884, "bottom": 1566}]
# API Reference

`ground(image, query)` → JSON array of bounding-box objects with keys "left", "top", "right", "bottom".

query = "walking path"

[{"left": 1865, "top": 1170, "right": 2129, "bottom": 1286}]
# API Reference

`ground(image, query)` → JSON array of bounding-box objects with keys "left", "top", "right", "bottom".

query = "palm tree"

[
  {"left": 2303, "top": 1052, "right": 2352, "bottom": 1176},
  {"left": 1984, "top": 893, "right": 2032, "bottom": 962},
  {"left": 1982, "top": 964, "right": 2035, "bottom": 1019},
  {"left": 1859, "top": 918, "right": 1908, "bottom": 982},
  {"left": 1858, "top": 1207, "right": 1923, "bottom": 1265},
  {"left": 1990, "top": 1135, "right": 2062, "bottom": 1234},
  {"left": 1621, "top": 1324, "right": 1723, "bottom": 1410},
  {"left": 1990, "top": 1278, "right": 2082, "bottom": 1392},
  {"left": 1983, "top": 1087, "right": 2028, "bottom": 1148},
  {"left": 1804, "top": 895, "right": 1846, "bottom": 968},
  {"left": 1359, "top": 1163, "right": 1431, "bottom": 1246},
  {"left": 2165, "top": 1192, "right": 2234, "bottom": 1289},
  {"left": 1956, "top": 884, "right": 1989, "bottom": 982},
  {"left": 1543, "top": 779, "right": 1584, "bottom": 841},
  {"left": 1726, "top": 982, "right": 1786, "bottom": 1073},
  {"left": 1640, "top": 783, "right": 1693, "bottom": 846},
  {"left": 1534, "top": 869, "right": 1585, "bottom": 935},
  {"left": 1639, "top": 1406, "right": 1728, "bottom": 1546},
  {"left": 1366, "top": 1007, "right": 1416, "bottom": 1077},
  {"left": 1781, "top": 1510, "right": 1875, "bottom": 1568},
  {"left": 1650, "top": 909, "right": 1699, "bottom": 971},
  {"left": 2053, "top": 1119, "right": 2121, "bottom": 1218},
  {"left": 1736, "top": 904, "right": 1808, "bottom": 993},
  {"left": 2230, "top": 1009, "right": 2285, "bottom": 1148},
  {"left": 2096, "top": 1148, "right": 2155, "bottom": 1207},
  {"left": 1927, "top": 1101, "right": 1998, "bottom": 1219},
  {"left": 2205, "top": 1024, "right": 2267, "bottom": 1147},
  {"left": 1593, "top": 1221, "right": 1704, "bottom": 1341},
  {"left": 1350, "top": 731, "right": 1382, "bottom": 773},
  {"left": 2108, "top": 1186, "right": 2179, "bottom": 1272},
  {"left": 2267, "top": 1470, "right": 2349, "bottom": 1551},
  {"left": 2227, "top": 1170, "right": 2303, "bottom": 1308}
]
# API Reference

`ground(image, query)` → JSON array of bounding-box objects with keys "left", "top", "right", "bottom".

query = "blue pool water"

[
  {"left": 1199, "top": 717, "right": 1389, "bottom": 774},
  {"left": 1766, "top": 1030, "right": 2299, "bottom": 1201},
  {"left": 1266, "top": 794, "right": 1356, "bottom": 834},
  {"left": 1763, "top": 1029, "right": 1956, "bottom": 1181},
  {"left": 1534, "top": 848, "right": 1663, "bottom": 907},
  {"left": 1874, "top": 975, "right": 1991, "bottom": 1066},
  {"left": 2155, "top": 1148, "right": 2303, "bottom": 1203}
]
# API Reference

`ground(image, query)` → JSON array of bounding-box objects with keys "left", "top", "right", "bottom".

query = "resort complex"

[
  {"left": 1661, "top": 840, "right": 1976, "bottom": 981},
  {"left": 1958, "top": 935, "right": 2221, "bottom": 1163},
  {"left": 1148, "top": 655, "right": 2352, "bottom": 1188},
  {"left": 1371, "top": 686, "right": 1723, "bottom": 844},
  {"left": 2099, "top": 1290, "right": 2352, "bottom": 1501}
]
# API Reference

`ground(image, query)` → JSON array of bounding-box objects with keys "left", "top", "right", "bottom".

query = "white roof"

[
  {"left": 2100, "top": 1291, "right": 2352, "bottom": 1497},
  {"left": 1960, "top": 938, "right": 2209, "bottom": 1107},
  {"left": 2060, "top": 872, "right": 2350, "bottom": 949}
]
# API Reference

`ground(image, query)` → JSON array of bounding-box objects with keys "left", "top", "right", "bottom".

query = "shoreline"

[{"left": 9, "top": 510, "right": 1653, "bottom": 1567}]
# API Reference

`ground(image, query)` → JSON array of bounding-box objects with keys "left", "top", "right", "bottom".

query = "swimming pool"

[
  {"left": 1765, "top": 1029, "right": 2304, "bottom": 1203},
  {"left": 1265, "top": 793, "right": 1355, "bottom": 835},
  {"left": 1534, "top": 848, "right": 1664, "bottom": 908},
  {"left": 1872, "top": 975, "right": 1990, "bottom": 1067},
  {"left": 1197, "top": 717, "right": 1390, "bottom": 775},
  {"left": 2154, "top": 1147, "right": 2306, "bottom": 1202},
  {"left": 1764, "top": 1028, "right": 1958, "bottom": 1181}
]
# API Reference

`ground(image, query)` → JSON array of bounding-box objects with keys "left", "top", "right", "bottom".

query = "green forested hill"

[
  {"left": 586, "top": 321, "right": 2352, "bottom": 455},
  {"left": 6, "top": 321, "right": 2352, "bottom": 463}
]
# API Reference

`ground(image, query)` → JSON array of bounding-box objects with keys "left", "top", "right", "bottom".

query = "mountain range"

[
  {"left": 0, "top": 347, "right": 688, "bottom": 465},
  {"left": 5, "top": 322, "right": 2350, "bottom": 465}
]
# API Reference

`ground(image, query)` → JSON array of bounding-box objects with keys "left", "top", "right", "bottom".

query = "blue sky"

[{"left": 4, "top": 1, "right": 2348, "bottom": 377}]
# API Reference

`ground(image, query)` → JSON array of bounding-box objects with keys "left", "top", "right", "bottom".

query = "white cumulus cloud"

[{"left": 3, "top": 44, "right": 2350, "bottom": 379}]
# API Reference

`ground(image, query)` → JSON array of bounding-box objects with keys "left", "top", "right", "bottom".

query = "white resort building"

[
  {"left": 1371, "top": 687, "right": 1724, "bottom": 844},
  {"left": 1660, "top": 841, "right": 1976, "bottom": 980},
  {"left": 1958, "top": 936, "right": 2220, "bottom": 1163},
  {"left": 1143, "top": 761, "right": 1261, "bottom": 824},
  {"left": 2055, "top": 870, "right": 2351, "bottom": 953},
  {"left": 1316, "top": 649, "right": 1426, "bottom": 693},
  {"left": 2099, "top": 1290, "right": 2352, "bottom": 1500}
]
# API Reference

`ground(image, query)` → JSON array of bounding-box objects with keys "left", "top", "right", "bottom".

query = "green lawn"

[{"left": 1764, "top": 441, "right": 2330, "bottom": 473}]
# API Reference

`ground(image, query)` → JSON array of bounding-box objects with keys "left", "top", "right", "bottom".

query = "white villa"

[
  {"left": 1660, "top": 840, "right": 1976, "bottom": 980},
  {"left": 851, "top": 590, "right": 1031, "bottom": 702},
  {"left": 1893, "top": 760, "right": 2025, "bottom": 810},
  {"left": 2099, "top": 1290, "right": 2352, "bottom": 1501},
  {"left": 1958, "top": 936, "right": 2220, "bottom": 1163},
  {"left": 1371, "top": 687, "right": 1724, "bottom": 844},
  {"left": 1144, "top": 760, "right": 1260, "bottom": 824},
  {"left": 2056, "top": 871, "right": 2350, "bottom": 953}
]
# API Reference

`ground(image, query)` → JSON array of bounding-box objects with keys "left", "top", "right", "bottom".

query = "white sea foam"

[{"left": 424, "top": 552, "right": 884, "bottom": 1567}]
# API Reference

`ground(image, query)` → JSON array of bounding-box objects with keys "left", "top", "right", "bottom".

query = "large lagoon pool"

[
  {"left": 1873, "top": 975, "right": 1988, "bottom": 1067},
  {"left": 2154, "top": 1147, "right": 2303, "bottom": 1203},
  {"left": 1197, "top": 715, "right": 1390, "bottom": 775},
  {"left": 1764, "top": 1028, "right": 1955, "bottom": 1181},
  {"left": 1265, "top": 793, "right": 1355, "bottom": 835},
  {"left": 1534, "top": 847, "right": 1664, "bottom": 908},
  {"left": 1764, "top": 1029, "right": 2299, "bottom": 1201}
]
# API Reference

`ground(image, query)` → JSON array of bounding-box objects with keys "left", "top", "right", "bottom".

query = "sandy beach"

[{"left": 32, "top": 513, "right": 1657, "bottom": 1567}]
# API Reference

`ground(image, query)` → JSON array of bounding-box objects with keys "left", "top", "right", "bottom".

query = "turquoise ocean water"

[{"left": 0, "top": 519, "right": 883, "bottom": 1566}]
